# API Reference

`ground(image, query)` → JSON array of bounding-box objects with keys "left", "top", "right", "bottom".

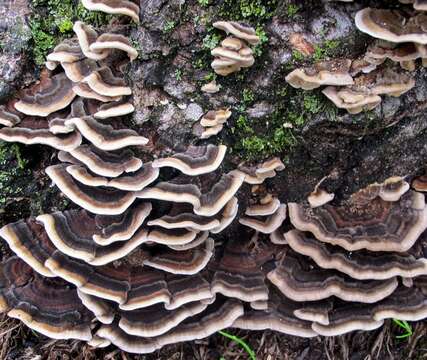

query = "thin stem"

[{"left": 218, "top": 330, "right": 256, "bottom": 360}]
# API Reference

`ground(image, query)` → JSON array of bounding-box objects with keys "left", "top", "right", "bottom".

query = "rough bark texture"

[{"left": 0, "top": 0, "right": 426, "bottom": 359}]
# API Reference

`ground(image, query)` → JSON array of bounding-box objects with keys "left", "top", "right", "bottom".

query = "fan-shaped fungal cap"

[
  {"left": 0, "top": 104, "right": 22, "bottom": 127},
  {"left": 211, "top": 45, "right": 255, "bottom": 68},
  {"left": 36, "top": 210, "right": 149, "bottom": 265},
  {"left": 375, "top": 176, "right": 410, "bottom": 201},
  {"left": 322, "top": 86, "right": 382, "bottom": 114},
  {"left": 246, "top": 195, "right": 279, "bottom": 218},
  {"left": 81, "top": 0, "right": 140, "bottom": 22},
  {"left": 93, "top": 202, "right": 152, "bottom": 245},
  {"left": 365, "top": 42, "right": 422, "bottom": 71},
  {"left": 146, "top": 228, "right": 199, "bottom": 246},
  {"left": 239, "top": 204, "right": 287, "bottom": 234},
  {"left": 46, "top": 39, "right": 85, "bottom": 64},
  {"left": 199, "top": 110, "right": 232, "bottom": 127},
  {"left": 92, "top": 299, "right": 243, "bottom": 354},
  {"left": 73, "top": 21, "right": 110, "bottom": 60},
  {"left": 285, "top": 59, "right": 354, "bottom": 90},
  {"left": 84, "top": 67, "right": 132, "bottom": 97},
  {"left": 232, "top": 290, "right": 317, "bottom": 337},
  {"left": 196, "top": 170, "right": 245, "bottom": 217},
  {"left": 210, "top": 196, "right": 239, "bottom": 234},
  {"left": 48, "top": 98, "right": 89, "bottom": 134},
  {"left": 142, "top": 238, "right": 214, "bottom": 275},
  {"left": 308, "top": 187, "right": 335, "bottom": 208},
  {"left": 310, "top": 287, "right": 427, "bottom": 336},
  {"left": 414, "top": 0, "right": 427, "bottom": 11},
  {"left": 285, "top": 229, "right": 427, "bottom": 280},
  {"left": 66, "top": 162, "right": 159, "bottom": 191},
  {"left": 199, "top": 124, "right": 224, "bottom": 139},
  {"left": 267, "top": 254, "right": 399, "bottom": 303},
  {"left": 44, "top": 254, "right": 212, "bottom": 310},
  {"left": 0, "top": 257, "right": 93, "bottom": 340},
  {"left": 60, "top": 145, "right": 142, "bottom": 177},
  {"left": 238, "top": 157, "right": 285, "bottom": 184},
  {"left": 201, "top": 81, "right": 220, "bottom": 93},
  {"left": 288, "top": 190, "right": 427, "bottom": 252},
  {"left": 413, "top": 174, "right": 427, "bottom": 192},
  {"left": 94, "top": 100, "right": 135, "bottom": 119},
  {"left": 0, "top": 125, "right": 82, "bottom": 151},
  {"left": 46, "top": 164, "right": 137, "bottom": 215},
  {"left": 148, "top": 210, "right": 220, "bottom": 231},
  {"left": 14, "top": 73, "right": 77, "bottom": 117},
  {"left": 61, "top": 58, "right": 98, "bottom": 83},
  {"left": 152, "top": 145, "right": 227, "bottom": 176},
  {"left": 363, "top": 69, "right": 416, "bottom": 97},
  {"left": 0, "top": 219, "right": 57, "bottom": 277},
  {"left": 211, "top": 239, "right": 272, "bottom": 302},
  {"left": 355, "top": 8, "right": 427, "bottom": 44},
  {"left": 90, "top": 33, "right": 138, "bottom": 61},
  {"left": 168, "top": 231, "right": 210, "bottom": 251},
  {"left": 138, "top": 170, "right": 244, "bottom": 217},
  {"left": 138, "top": 182, "right": 201, "bottom": 209},
  {"left": 73, "top": 83, "right": 122, "bottom": 102},
  {"left": 118, "top": 301, "right": 209, "bottom": 338},
  {"left": 64, "top": 116, "right": 148, "bottom": 150},
  {"left": 77, "top": 290, "right": 115, "bottom": 324},
  {"left": 213, "top": 21, "right": 260, "bottom": 45}
]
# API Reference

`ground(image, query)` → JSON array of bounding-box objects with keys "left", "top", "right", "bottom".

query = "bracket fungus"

[
  {"left": 210, "top": 21, "right": 260, "bottom": 76},
  {"left": 1, "top": 1, "right": 427, "bottom": 355},
  {"left": 64, "top": 116, "right": 148, "bottom": 150},
  {"left": 73, "top": 21, "right": 111, "bottom": 61},
  {"left": 355, "top": 8, "right": 427, "bottom": 44},
  {"left": 0, "top": 257, "right": 93, "bottom": 340},
  {"left": 152, "top": 145, "right": 227, "bottom": 176},
  {"left": 286, "top": 59, "right": 354, "bottom": 90},
  {"left": 90, "top": 33, "right": 139, "bottom": 61},
  {"left": 81, "top": 0, "right": 140, "bottom": 23},
  {"left": 288, "top": 189, "right": 427, "bottom": 252},
  {"left": 59, "top": 145, "right": 143, "bottom": 178},
  {"left": 14, "top": 73, "right": 77, "bottom": 117},
  {"left": 193, "top": 110, "right": 232, "bottom": 139},
  {"left": 413, "top": 174, "right": 427, "bottom": 192},
  {"left": 237, "top": 157, "right": 285, "bottom": 184},
  {"left": 213, "top": 21, "right": 260, "bottom": 46}
]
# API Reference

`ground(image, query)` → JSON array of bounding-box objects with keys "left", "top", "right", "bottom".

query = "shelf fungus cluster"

[
  {"left": 210, "top": 21, "right": 260, "bottom": 76},
  {"left": 236, "top": 177, "right": 427, "bottom": 336},
  {"left": 0, "top": 1, "right": 427, "bottom": 355},
  {"left": 285, "top": 2, "right": 427, "bottom": 114},
  {"left": 356, "top": 7, "right": 427, "bottom": 71},
  {"left": 0, "top": 19, "right": 143, "bottom": 151},
  {"left": 192, "top": 109, "right": 232, "bottom": 139},
  {"left": 286, "top": 58, "right": 415, "bottom": 114}
]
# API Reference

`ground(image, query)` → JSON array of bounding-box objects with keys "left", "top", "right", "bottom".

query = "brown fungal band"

[
  {"left": 288, "top": 190, "right": 427, "bottom": 252},
  {"left": 14, "top": 73, "right": 77, "bottom": 117},
  {"left": 64, "top": 116, "right": 148, "bottom": 150},
  {"left": 46, "top": 164, "right": 137, "bottom": 215},
  {"left": 60, "top": 145, "right": 143, "bottom": 177},
  {"left": 286, "top": 59, "right": 354, "bottom": 90},
  {"left": 355, "top": 8, "right": 427, "bottom": 44},
  {"left": 152, "top": 145, "right": 227, "bottom": 176},
  {"left": 1, "top": 1, "right": 427, "bottom": 353},
  {"left": 0, "top": 257, "right": 93, "bottom": 340}
]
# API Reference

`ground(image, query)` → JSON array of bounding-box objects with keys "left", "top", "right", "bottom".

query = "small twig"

[{"left": 0, "top": 323, "right": 20, "bottom": 337}]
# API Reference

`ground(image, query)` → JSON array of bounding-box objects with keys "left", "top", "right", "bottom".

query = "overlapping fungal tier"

[
  {"left": 0, "top": 1, "right": 427, "bottom": 356},
  {"left": 286, "top": 2, "right": 427, "bottom": 114}
]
